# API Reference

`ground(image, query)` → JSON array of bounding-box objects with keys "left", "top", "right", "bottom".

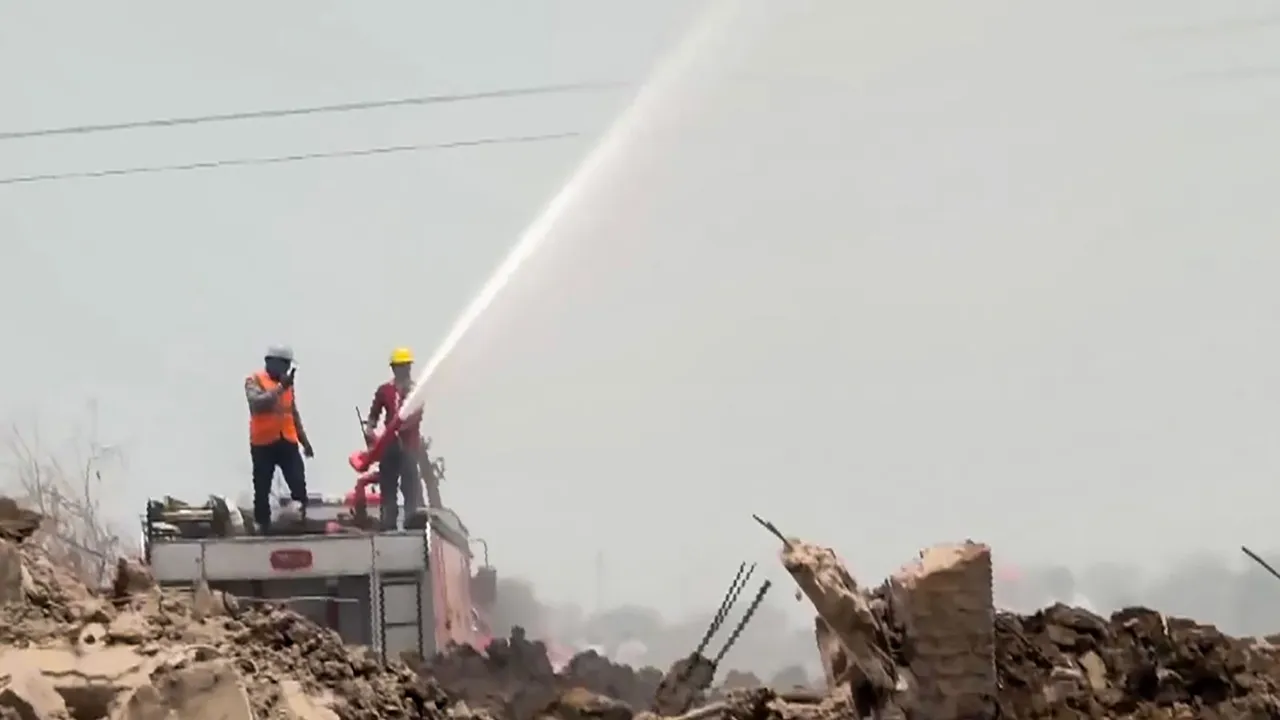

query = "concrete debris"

[
  {"left": 420, "top": 628, "right": 663, "bottom": 720},
  {"left": 0, "top": 497, "right": 453, "bottom": 720},
  {"left": 887, "top": 541, "right": 996, "bottom": 718},
  {"left": 647, "top": 565, "right": 772, "bottom": 717},
  {"left": 0, "top": 664, "right": 68, "bottom": 720},
  {"left": 110, "top": 558, "right": 153, "bottom": 600},
  {"left": 0, "top": 498, "right": 41, "bottom": 544},
  {"left": 117, "top": 658, "right": 255, "bottom": 720},
  {"left": 774, "top": 535, "right": 898, "bottom": 711},
  {"left": 995, "top": 604, "right": 1280, "bottom": 718},
  {"left": 0, "top": 541, "right": 32, "bottom": 607},
  {"left": 755, "top": 515, "right": 1280, "bottom": 720},
  {"left": 649, "top": 653, "right": 716, "bottom": 717},
  {"left": 539, "top": 687, "right": 632, "bottom": 720},
  {"left": 279, "top": 679, "right": 340, "bottom": 720},
  {"left": 5, "top": 494, "right": 1280, "bottom": 720}
]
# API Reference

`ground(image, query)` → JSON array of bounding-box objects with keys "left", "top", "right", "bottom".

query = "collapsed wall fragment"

[
  {"left": 768, "top": 526, "right": 999, "bottom": 718},
  {"left": 888, "top": 542, "right": 995, "bottom": 719},
  {"left": 760, "top": 513, "right": 1280, "bottom": 720}
]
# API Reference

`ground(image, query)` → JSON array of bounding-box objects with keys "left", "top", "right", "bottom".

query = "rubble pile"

[
  {"left": 421, "top": 629, "right": 663, "bottom": 719},
  {"left": 0, "top": 498, "right": 457, "bottom": 720},
  {"left": 756, "top": 514, "right": 1280, "bottom": 720},
  {"left": 995, "top": 604, "right": 1280, "bottom": 718},
  {"left": 8, "top": 491, "right": 1280, "bottom": 720}
]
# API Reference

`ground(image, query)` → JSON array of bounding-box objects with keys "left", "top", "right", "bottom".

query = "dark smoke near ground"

[
  {"left": 998, "top": 551, "right": 1280, "bottom": 638},
  {"left": 490, "top": 576, "right": 818, "bottom": 686},
  {"left": 492, "top": 548, "right": 1280, "bottom": 685}
]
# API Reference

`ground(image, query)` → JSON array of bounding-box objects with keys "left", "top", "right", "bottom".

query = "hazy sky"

[{"left": 4, "top": 1, "right": 1280, "bottom": 621}]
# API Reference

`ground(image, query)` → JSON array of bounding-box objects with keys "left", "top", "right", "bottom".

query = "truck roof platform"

[{"left": 147, "top": 529, "right": 434, "bottom": 583}]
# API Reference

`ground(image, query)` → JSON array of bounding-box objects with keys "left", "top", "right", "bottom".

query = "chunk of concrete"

[
  {"left": 107, "top": 613, "right": 150, "bottom": 645},
  {"left": 69, "top": 599, "right": 114, "bottom": 624},
  {"left": 113, "top": 660, "right": 252, "bottom": 720},
  {"left": 888, "top": 542, "right": 996, "bottom": 720},
  {"left": 543, "top": 687, "right": 633, "bottom": 720},
  {"left": 191, "top": 579, "right": 223, "bottom": 621},
  {"left": 778, "top": 540, "right": 896, "bottom": 695},
  {"left": 0, "top": 645, "right": 154, "bottom": 713},
  {"left": 1078, "top": 651, "right": 1109, "bottom": 691},
  {"left": 77, "top": 623, "right": 109, "bottom": 652},
  {"left": 158, "top": 661, "right": 253, "bottom": 720},
  {"left": 111, "top": 558, "right": 154, "bottom": 599},
  {"left": 279, "top": 679, "right": 339, "bottom": 720},
  {"left": 0, "top": 498, "right": 42, "bottom": 543},
  {"left": 0, "top": 541, "right": 30, "bottom": 606},
  {"left": 650, "top": 653, "right": 716, "bottom": 716},
  {"left": 813, "top": 616, "right": 850, "bottom": 691},
  {"left": 0, "top": 665, "right": 69, "bottom": 720}
]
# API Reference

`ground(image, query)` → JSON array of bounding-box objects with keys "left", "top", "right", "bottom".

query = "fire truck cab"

[{"left": 142, "top": 494, "right": 494, "bottom": 663}]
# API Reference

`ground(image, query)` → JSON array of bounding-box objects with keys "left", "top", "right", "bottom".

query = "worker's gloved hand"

[
  {"left": 301, "top": 439, "right": 314, "bottom": 458},
  {"left": 280, "top": 365, "right": 296, "bottom": 389}
]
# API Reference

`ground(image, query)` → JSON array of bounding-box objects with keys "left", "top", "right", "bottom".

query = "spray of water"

[{"left": 397, "top": 0, "right": 741, "bottom": 422}]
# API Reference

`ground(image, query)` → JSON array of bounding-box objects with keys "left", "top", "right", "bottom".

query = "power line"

[
  {"left": 0, "top": 81, "right": 623, "bottom": 142},
  {"left": 0, "top": 131, "right": 580, "bottom": 187}
]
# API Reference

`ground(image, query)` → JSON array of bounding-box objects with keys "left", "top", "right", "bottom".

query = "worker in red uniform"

[
  {"left": 366, "top": 347, "right": 427, "bottom": 530},
  {"left": 244, "top": 345, "right": 313, "bottom": 533}
]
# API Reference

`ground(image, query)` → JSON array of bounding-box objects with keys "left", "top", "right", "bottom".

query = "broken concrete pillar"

[
  {"left": 813, "top": 616, "right": 849, "bottom": 691},
  {"left": 889, "top": 542, "right": 996, "bottom": 720},
  {"left": 779, "top": 541, "right": 896, "bottom": 696}
]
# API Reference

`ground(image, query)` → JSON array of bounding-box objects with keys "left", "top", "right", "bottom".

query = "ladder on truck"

[{"left": 370, "top": 532, "right": 432, "bottom": 662}]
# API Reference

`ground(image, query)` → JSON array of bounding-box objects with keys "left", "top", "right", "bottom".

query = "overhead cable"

[
  {"left": 0, "top": 131, "right": 580, "bottom": 187},
  {"left": 0, "top": 81, "right": 623, "bottom": 141}
]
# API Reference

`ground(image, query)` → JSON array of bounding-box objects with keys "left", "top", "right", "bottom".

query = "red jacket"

[{"left": 368, "top": 381, "right": 422, "bottom": 445}]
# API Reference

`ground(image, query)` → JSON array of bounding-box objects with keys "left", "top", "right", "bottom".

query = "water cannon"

[
  {"left": 348, "top": 382, "right": 428, "bottom": 472},
  {"left": 348, "top": 414, "right": 401, "bottom": 472}
]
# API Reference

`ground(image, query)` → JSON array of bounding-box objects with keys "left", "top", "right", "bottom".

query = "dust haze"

[
  {"left": 5, "top": 0, "right": 1280, "bottom": 650},
  {"left": 487, "top": 549, "right": 1280, "bottom": 682}
]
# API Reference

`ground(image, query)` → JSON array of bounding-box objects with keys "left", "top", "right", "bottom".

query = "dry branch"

[{"left": 1, "top": 413, "right": 130, "bottom": 586}]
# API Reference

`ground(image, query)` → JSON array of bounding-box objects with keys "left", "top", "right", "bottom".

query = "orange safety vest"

[{"left": 248, "top": 371, "right": 299, "bottom": 446}]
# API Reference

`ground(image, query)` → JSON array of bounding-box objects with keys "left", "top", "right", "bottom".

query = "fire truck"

[{"left": 142, "top": 462, "right": 496, "bottom": 663}]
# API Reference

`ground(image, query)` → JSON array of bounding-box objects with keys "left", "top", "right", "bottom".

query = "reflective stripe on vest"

[{"left": 248, "top": 371, "right": 298, "bottom": 446}]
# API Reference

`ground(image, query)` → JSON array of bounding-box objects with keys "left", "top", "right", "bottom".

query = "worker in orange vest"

[
  {"left": 245, "top": 345, "right": 314, "bottom": 533},
  {"left": 365, "top": 346, "right": 426, "bottom": 530}
]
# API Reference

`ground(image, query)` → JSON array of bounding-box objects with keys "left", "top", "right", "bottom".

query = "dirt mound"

[{"left": 995, "top": 603, "right": 1280, "bottom": 718}]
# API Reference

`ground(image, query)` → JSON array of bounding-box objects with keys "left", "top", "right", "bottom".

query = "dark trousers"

[
  {"left": 379, "top": 437, "right": 422, "bottom": 530},
  {"left": 251, "top": 439, "right": 307, "bottom": 531}
]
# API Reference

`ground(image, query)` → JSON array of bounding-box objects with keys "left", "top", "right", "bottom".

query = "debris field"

[{"left": 3, "top": 496, "right": 1280, "bottom": 719}]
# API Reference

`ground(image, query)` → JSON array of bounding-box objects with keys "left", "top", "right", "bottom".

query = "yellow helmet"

[{"left": 389, "top": 347, "right": 415, "bottom": 366}]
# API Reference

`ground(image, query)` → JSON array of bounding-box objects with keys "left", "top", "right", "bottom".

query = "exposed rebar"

[{"left": 713, "top": 580, "right": 772, "bottom": 667}]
